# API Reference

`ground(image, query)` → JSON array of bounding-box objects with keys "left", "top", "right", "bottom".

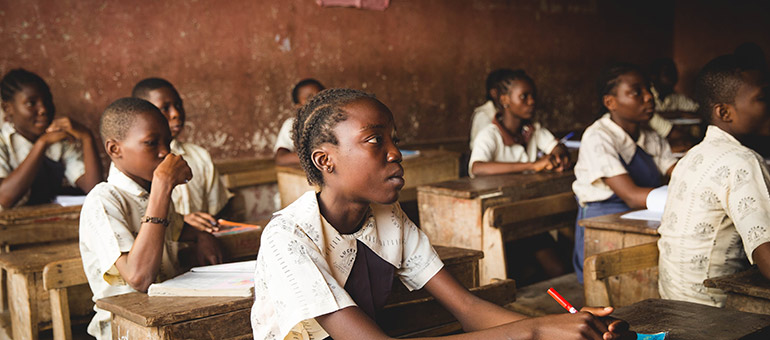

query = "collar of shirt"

[
  {"left": 107, "top": 163, "right": 149, "bottom": 198},
  {"left": 704, "top": 125, "right": 742, "bottom": 145},
  {"left": 474, "top": 100, "right": 497, "bottom": 119},
  {"left": 170, "top": 139, "right": 185, "bottom": 155},
  {"left": 597, "top": 113, "right": 649, "bottom": 164}
]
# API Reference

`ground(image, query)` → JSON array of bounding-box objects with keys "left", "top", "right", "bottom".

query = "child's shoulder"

[{"left": 82, "top": 182, "right": 126, "bottom": 207}]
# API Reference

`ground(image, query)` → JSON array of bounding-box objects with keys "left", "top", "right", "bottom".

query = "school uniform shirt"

[
  {"left": 572, "top": 114, "right": 677, "bottom": 206},
  {"left": 468, "top": 120, "right": 559, "bottom": 178},
  {"left": 274, "top": 117, "right": 295, "bottom": 152},
  {"left": 0, "top": 121, "right": 85, "bottom": 210},
  {"left": 657, "top": 126, "right": 770, "bottom": 307},
  {"left": 469, "top": 100, "right": 496, "bottom": 149},
  {"left": 170, "top": 139, "right": 232, "bottom": 216},
  {"left": 648, "top": 113, "right": 674, "bottom": 138},
  {"left": 251, "top": 191, "right": 444, "bottom": 340},
  {"left": 651, "top": 86, "right": 699, "bottom": 113},
  {"left": 79, "top": 164, "right": 184, "bottom": 340}
]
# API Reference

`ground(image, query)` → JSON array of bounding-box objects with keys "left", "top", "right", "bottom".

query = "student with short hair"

[
  {"left": 658, "top": 54, "right": 770, "bottom": 307},
  {"left": 0, "top": 68, "right": 102, "bottom": 209},
  {"left": 469, "top": 69, "right": 570, "bottom": 177},
  {"left": 572, "top": 63, "right": 677, "bottom": 283},
  {"left": 251, "top": 88, "right": 634, "bottom": 340},
  {"left": 274, "top": 78, "right": 324, "bottom": 166},
  {"left": 133, "top": 78, "right": 232, "bottom": 233},
  {"left": 80, "top": 98, "right": 222, "bottom": 340},
  {"left": 647, "top": 58, "right": 699, "bottom": 138}
]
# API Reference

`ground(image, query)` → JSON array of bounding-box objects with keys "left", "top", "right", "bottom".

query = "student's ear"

[
  {"left": 105, "top": 139, "right": 122, "bottom": 159},
  {"left": 311, "top": 147, "right": 334, "bottom": 174},
  {"left": 714, "top": 103, "right": 733, "bottom": 123},
  {"left": 603, "top": 94, "right": 617, "bottom": 112}
]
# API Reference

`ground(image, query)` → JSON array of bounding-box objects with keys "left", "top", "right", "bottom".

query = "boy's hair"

[
  {"left": 293, "top": 88, "right": 375, "bottom": 186},
  {"left": 694, "top": 54, "right": 754, "bottom": 122},
  {"left": 487, "top": 69, "right": 535, "bottom": 110},
  {"left": 131, "top": 77, "right": 176, "bottom": 99},
  {"left": 596, "top": 62, "right": 646, "bottom": 115},
  {"left": 0, "top": 68, "right": 52, "bottom": 103},
  {"left": 100, "top": 97, "right": 162, "bottom": 142},
  {"left": 291, "top": 78, "right": 325, "bottom": 104}
]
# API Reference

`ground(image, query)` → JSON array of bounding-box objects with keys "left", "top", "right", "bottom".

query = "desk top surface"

[
  {"left": 0, "top": 204, "right": 81, "bottom": 225},
  {"left": 704, "top": 267, "right": 770, "bottom": 300},
  {"left": 0, "top": 241, "right": 79, "bottom": 273},
  {"left": 96, "top": 292, "right": 252, "bottom": 327},
  {"left": 578, "top": 211, "right": 660, "bottom": 235},
  {"left": 612, "top": 298, "right": 770, "bottom": 340},
  {"left": 417, "top": 170, "right": 575, "bottom": 199}
]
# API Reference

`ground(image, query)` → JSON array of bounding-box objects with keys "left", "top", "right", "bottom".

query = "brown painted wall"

[
  {"left": 673, "top": 0, "right": 770, "bottom": 97},
  {"left": 1, "top": 0, "right": 674, "bottom": 160}
]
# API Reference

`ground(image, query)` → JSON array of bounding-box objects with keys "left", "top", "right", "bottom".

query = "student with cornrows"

[
  {"left": 0, "top": 68, "right": 102, "bottom": 210},
  {"left": 572, "top": 63, "right": 677, "bottom": 283},
  {"left": 250, "top": 88, "right": 634, "bottom": 340}
]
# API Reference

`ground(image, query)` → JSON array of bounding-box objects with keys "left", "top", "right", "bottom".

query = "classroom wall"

[
  {"left": 673, "top": 0, "right": 770, "bottom": 97},
  {"left": 0, "top": 0, "right": 674, "bottom": 160}
]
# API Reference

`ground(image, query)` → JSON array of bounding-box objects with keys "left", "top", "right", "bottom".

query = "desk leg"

[
  {"left": 481, "top": 223, "right": 506, "bottom": 285},
  {"left": 8, "top": 270, "right": 38, "bottom": 340}
]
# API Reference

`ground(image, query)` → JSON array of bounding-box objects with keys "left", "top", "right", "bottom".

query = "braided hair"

[
  {"left": 596, "top": 62, "right": 646, "bottom": 116},
  {"left": 488, "top": 69, "right": 535, "bottom": 111},
  {"left": 292, "top": 88, "right": 375, "bottom": 186},
  {"left": 1, "top": 68, "right": 53, "bottom": 106}
]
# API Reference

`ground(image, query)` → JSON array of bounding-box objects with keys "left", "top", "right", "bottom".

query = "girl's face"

[
  {"left": 2, "top": 84, "right": 55, "bottom": 141},
  {"left": 323, "top": 98, "right": 404, "bottom": 205},
  {"left": 606, "top": 71, "right": 655, "bottom": 123},
  {"left": 499, "top": 79, "right": 536, "bottom": 120}
]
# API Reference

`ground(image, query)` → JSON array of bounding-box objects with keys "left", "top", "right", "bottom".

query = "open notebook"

[
  {"left": 147, "top": 260, "right": 256, "bottom": 297},
  {"left": 620, "top": 186, "right": 667, "bottom": 222}
]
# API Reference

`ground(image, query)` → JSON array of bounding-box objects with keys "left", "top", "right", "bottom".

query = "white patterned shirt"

[
  {"left": 468, "top": 122, "right": 559, "bottom": 178},
  {"left": 170, "top": 140, "right": 232, "bottom": 215},
  {"left": 0, "top": 121, "right": 85, "bottom": 210},
  {"left": 79, "top": 164, "right": 183, "bottom": 340},
  {"left": 572, "top": 114, "right": 677, "bottom": 206},
  {"left": 274, "top": 118, "right": 295, "bottom": 152},
  {"left": 469, "top": 100, "right": 496, "bottom": 149},
  {"left": 658, "top": 126, "right": 770, "bottom": 307},
  {"left": 251, "top": 191, "right": 443, "bottom": 340}
]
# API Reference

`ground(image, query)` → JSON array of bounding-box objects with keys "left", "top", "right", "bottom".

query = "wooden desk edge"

[
  {"left": 578, "top": 212, "right": 660, "bottom": 235},
  {"left": 97, "top": 293, "right": 253, "bottom": 327}
]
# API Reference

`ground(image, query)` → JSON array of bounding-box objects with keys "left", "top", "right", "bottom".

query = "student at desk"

[
  {"left": 252, "top": 88, "right": 633, "bottom": 340},
  {"left": 79, "top": 98, "right": 222, "bottom": 340},
  {"left": 572, "top": 63, "right": 677, "bottom": 283},
  {"left": 274, "top": 78, "right": 325, "bottom": 166},
  {"left": 658, "top": 54, "right": 770, "bottom": 307}
]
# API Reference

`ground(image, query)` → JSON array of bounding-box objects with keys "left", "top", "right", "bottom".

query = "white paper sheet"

[
  {"left": 53, "top": 195, "right": 86, "bottom": 206},
  {"left": 621, "top": 185, "right": 667, "bottom": 222},
  {"left": 190, "top": 260, "right": 256, "bottom": 273}
]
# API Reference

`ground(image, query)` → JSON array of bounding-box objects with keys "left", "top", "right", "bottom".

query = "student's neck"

[
  {"left": 318, "top": 190, "right": 370, "bottom": 234},
  {"left": 500, "top": 112, "right": 523, "bottom": 133},
  {"left": 115, "top": 164, "right": 152, "bottom": 192},
  {"left": 610, "top": 114, "right": 640, "bottom": 141}
]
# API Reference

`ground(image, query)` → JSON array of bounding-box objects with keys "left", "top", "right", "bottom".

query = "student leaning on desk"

[{"left": 79, "top": 98, "right": 222, "bottom": 340}]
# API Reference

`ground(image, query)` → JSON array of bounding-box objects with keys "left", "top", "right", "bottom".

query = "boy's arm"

[
  {"left": 0, "top": 130, "right": 70, "bottom": 208},
  {"left": 113, "top": 154, "right": 191, "bottom": 292},
  {"left": 754, "top": 243, "right": 770, "bottom": 280}
]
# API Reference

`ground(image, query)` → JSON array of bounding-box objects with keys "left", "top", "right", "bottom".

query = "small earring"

[{"left": 327, "top": 167, "right": 334, "bottom": 173}]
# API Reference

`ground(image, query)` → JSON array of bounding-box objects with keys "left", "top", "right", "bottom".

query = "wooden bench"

[
  {"left": 42, "top": 258, "right": 89, "bottom": 340},
  {"left": 583, "top": 242, "right": 659, "bottom": 307}
]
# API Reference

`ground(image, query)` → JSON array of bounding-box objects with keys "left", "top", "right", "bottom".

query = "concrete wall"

[{"left": 1, "top": 0, "right": 674, "bottom": 160}]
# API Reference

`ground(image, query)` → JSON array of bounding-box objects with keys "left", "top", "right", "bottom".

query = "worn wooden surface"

[
  {"left": 418, "top": 171, "right": 575, "bottom": 284},
  {"left": 580, "top": 212, "right": 661, "bottom": 308},
  {"left": 214, "top": 158, "right": 277, "bottom": 189},
  {"left": 0, "top": 205, "right": 81, "bottom": 249},
  {"left": 277, "top": 149, "right": 460, "bottom": 208},
  {"left": 612, "top": 299, "right": 770, "bottom": 340},
  {"left": 583, "top": 242, "right": 659, "bottom": 307},
  {"left": 705, "top": 267, "right": 770, "bottom": 315},
  {"left": 213, "top": 223, "right": 264, "bottom": 260},
  {"left": 42, "top": 257, "right": 90, "bottom": 340}
]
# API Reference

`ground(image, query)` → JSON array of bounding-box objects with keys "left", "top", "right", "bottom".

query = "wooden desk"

[
  {"left": 418, "top": 171, "right": 575, "bottom": 284},
  {"left": 0, "top": 242, "right": 92, "bottom": 340},
  {"left": 275, "top": 149, "right": 460, "bottom": 208},
  {"left": 0, "top": 204, "right": 81, "bottom": 251},
  {"left": 705, "top": 267, "right": 770, "bottom": 315},
  {"left": 612, "top": 299, "right": 770, "bottom": 339},
  {"left": 579, "top": 212, "right": 660, "bottom": 307}
]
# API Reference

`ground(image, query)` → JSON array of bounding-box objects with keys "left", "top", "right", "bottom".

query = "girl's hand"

[
  {"left": 550, "top": 144, "right": 572, "bottom": 171},
  {"left": 195, "top": 231, "right": 223, "bottom": 265},
  {"left": 532, "top": 155, "right": 555, "bottom": 172},
  {"left": 152, "top": 154, "right": 192, "bottom": 189},
  {"left": 184, "top": 212, "right": 220, "bottom": 233},
  {"left": 46, "top": 117, "right": 91, "bottom": 141},
  {"left": 38, "top": 130, "right": 72, "bottom": 146}
]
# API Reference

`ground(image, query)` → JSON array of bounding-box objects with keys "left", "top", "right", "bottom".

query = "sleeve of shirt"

[
  {"left": 652, "top": 133, "right": 678, "bottom": 175},
  {"left": 273, "top": 118, "right": 295, "bottom": 152},
  {"left": 79, "top": 190, "right": 137, "bottom": 285},
  {"left": 258, "top": 219, "right": 356, "bottom": 338},
  {"left": 197, "top": 147, "right": 233, "bottom": 215},
  {"left": 468, "top": 127, "right": 498, "bottom": 176},
  {"left": 0, "top": 141, "right": 11, "bottom": 179},
  {"left": 395, "top": 204, "right": 443, "bottom": 290},
  {"left": 578, "top": 128, "right": 628, "bottom": 185},
  {"left": 533, "top": 124, "right": 559, "bottom": 154},
  {"left": 470, "top": 111, "right": 493, "bottom": 149},
  {"left": 725, "top": 153, "right": 770, "bottom": 264},
  {"left": 61, "top": 140, "right": 86, "bottom": 187},
  {"left": 649, "top": 113, "right": 674, "bottom": 137}
]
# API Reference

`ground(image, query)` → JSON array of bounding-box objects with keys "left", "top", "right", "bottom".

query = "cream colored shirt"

[
  {"left": 170, "top": 140, "right": 232, "bottom": 215},
  {"left": 468, "top": 122, "right": 559, "bottom": 178},
  {"left": 79, "top": 164, "right": 183, "bottom": 340},
  {"left": 251, "top": 191, "right": 444, "bottom": 340},
  {"left": 0, "top": 121, "right": 85, "bottom": 210},
  {"left": 273, "top": 118, "right": 295, "bottom": 152},
  {"left": 572, "top": 114, "right": 677, "bottom": 206},
  {"left": 658, "top": 126, "right": 770, "bottom": 307},
  {"left": 469, "top": 100, "right": 496, "bottom": 149},
  {"left": 648, "top": 113, "right": 674, "bottom": 138}
]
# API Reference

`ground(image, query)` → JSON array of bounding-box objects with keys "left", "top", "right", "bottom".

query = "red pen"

[{"left": 547, "top": 287, "right": 578, "bottom": 314}]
